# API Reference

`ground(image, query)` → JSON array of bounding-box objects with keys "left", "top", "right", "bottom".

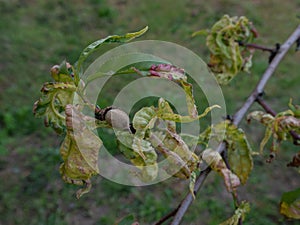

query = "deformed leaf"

[
  {"left": 50, "top": 61, "right": 75, "bottom": 83},
  {"left": 132, "top": 106, "right": 157, "bottom": 139},
  {"left": 196, "top": 15, "right": 257, "bottom": 84},
  {"left": 60, "top": 105, "right": 102, "bottom": 198},
  {"left": 157, "top": 98, "right": 220, "bottom": 123},
  {"left": 189, "top": 171, "right": 197, "bottom": 199},
  {"left": 280, "top": 188, "right": 300, "bottom": 219},
  {"left": 132, "top": 64, "right": 220, "bottom": 122},
  {"left": 163, "top": 129, "right": 199, "bottom": 173},
  {"left": 247, "top": 110, "right": 300, "bottom": 156},
  {"left": 199, "top": 120, "right": 253, "bottom": 184},
  {"left": 155, "top": 143, "right": 191, "bottom": 179},
  {"left": 202, "top": 148, "right": 241, "bottom": 193},
  {"left": 117, "top": 131, "right": 158, "bottom": 181},
  {"left": 219, "top": 201, "right": 250, "bottom": 225},
  {"left": 226, "top": 123, "right": 253, "bottom": 184},
  {"left": 289, "top": 99, "right": 300, "bottom": 118},
  {"left": 33, "top": 82, "right": 77, "bottom": 134}
]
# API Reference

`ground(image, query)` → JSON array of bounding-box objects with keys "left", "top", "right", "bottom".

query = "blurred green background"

[{"left": 0, "top": 0, "right": 299, "bottom": 224}]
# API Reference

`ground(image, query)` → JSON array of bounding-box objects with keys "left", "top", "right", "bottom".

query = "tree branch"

[
  {"left": 239, "top": 42, "right": 274, "bottom": 52},
  {"left": 167, "top": 25, "right": 300, "bottom": 225},
  {"left": 233, "top": 25, "right": 300, "bottom": 125}
]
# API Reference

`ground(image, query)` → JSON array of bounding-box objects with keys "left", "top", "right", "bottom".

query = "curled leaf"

[
  {"left": 247, "top": 110, "right": 300, "bottom": 157},
  {"left": 202, "top": 148, "right": 240, "bottom": 193},
  {"left": 289, "top": 99, "right": 300, "bottom": 118},
  {"left": 60, "top": 105, "right": 102, "bottom": 198},
  {"left": 163, "top": 130, "right": 199, "bottom": 173},
  {"left": 33, "top": 82, "right": 77, "bottom": 134},
  {"left": 50, "top": 60, "right": 75, "bottom": 83},
  {"left": 219, "top": 201, "right": 250, "bottom": 225},
  {"left": 199, "top": 120, "right": 253, "bottom": 184},
  {"left": 155, "top": 143, "right": 191, "bottom": 179},
  {"left": 117, "top": 131, "right": 158, "bottom": 181},
  {"left": 196, "top": 15, "right": 257, "bottom": 84}
]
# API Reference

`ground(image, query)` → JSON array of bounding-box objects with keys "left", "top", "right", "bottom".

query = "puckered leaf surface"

[
  {"left": 33, "top": 82, "right": 76, "bottom": 134},
  {"left": 194, "top": 15, "right": 256, "bottom": 84}
]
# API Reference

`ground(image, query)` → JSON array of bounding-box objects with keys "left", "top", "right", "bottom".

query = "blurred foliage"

[{"left": 0, "top": 0, "right": 300, "bottom": 224}]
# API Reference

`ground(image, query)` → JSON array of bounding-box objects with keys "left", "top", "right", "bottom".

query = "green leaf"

[
  {"left": 219, "top": 201, "right": 250, "bottom": 225},
  {"left": 33, "top": 82, "right": 77, "bottom": 134},
  {"left": 280, "top": 188, "right": 300, "bottom": 219},
  {"left": 192, "top": 29, "right": 210, "bottom": 37},
  {"left": 76, "top": 26, "right": 148, "bottom": 73}
]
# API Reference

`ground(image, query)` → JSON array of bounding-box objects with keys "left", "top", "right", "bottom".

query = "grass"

[{"left": 0, "top": 0, "right": 299, "bottom": 224}]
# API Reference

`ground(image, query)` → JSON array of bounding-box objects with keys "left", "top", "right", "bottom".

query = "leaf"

[
  {"left": 76, "top": 26, "right": 148, "bottom": 72},
  {"left": 50, "top": 61, "right": 76, "bottom": 83},
  {"left": 280, "top": 188, "right": 300, "bottom": 219},
  {"left": 60, "top": 129, "right": 102, "bottom": 199},
  {"left": 33, "top": 82, "right": 77, "bottom": 134},
  {"left": 132, "top": 65, "right": 220, "bottom": 122},
  {"left": 163, "top": 129, "right": 199, "bottom": 173},
  {"left": 202, "top": 148, "right": 241, "bottom": 193},
  {"left": 247, "top": 110, "right": 300, "bottom": 156},
  {"left": 117, "top": 131, "right": 158, "bottom": 181},
  {"left": 226, "top": 123, "right": 253, "bottom": 184},
  {"left": 157, "top": 98, "right": 220, "bottom": 123},
  {"left": 199, "top": 120, "right": 253, "bottom": 184},
  {"left": 155, "top": 143, "right": 191, "bottom": 179},
  {"left": 60, "top": 105, "right": 102, "bottom": 199},
  {"left": 289, "top": 99, "right": 300, "bottom": 118},
  {"left": 189, "top": 171, "right": 197, "bottom": 199},
  {"left": 219, "top": 201, "right": 250, "bottom": 225},
  {"left": 196, "top": 15, "right": 257, "bottom": 84},
  {"left": 192, "top": 29, "right": 210, "bottom": 37},
  {"left": 85, "top": 55, "right": 169, "bottom": 85},
  {"left": 132, "top": 106, "right": 157, "bottom": 139}
]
